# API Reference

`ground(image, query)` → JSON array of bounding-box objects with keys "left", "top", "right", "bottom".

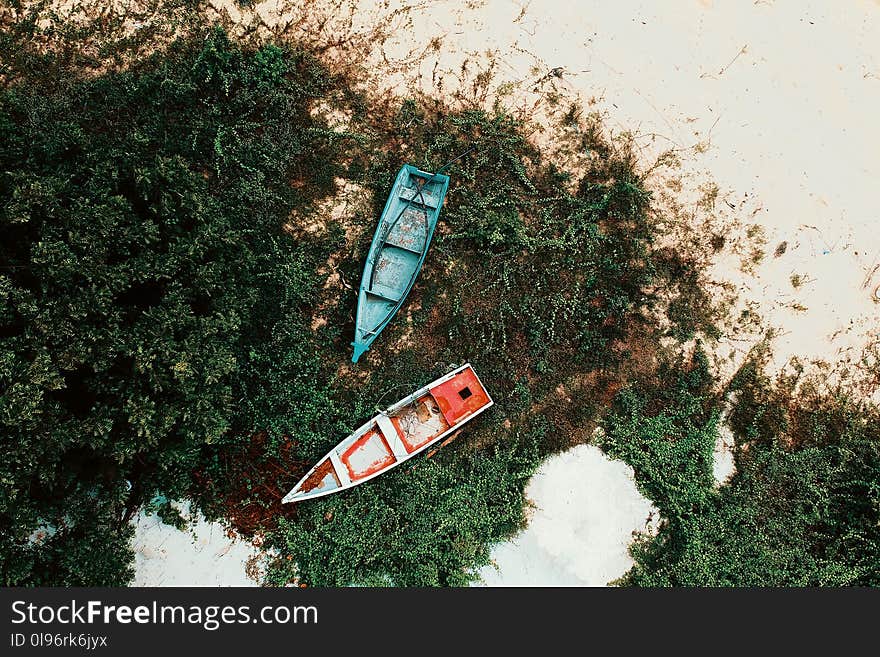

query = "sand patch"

[
  {"left": 131, "top": 501, "right": 268, "bottom": 586},
  {"left": 712, "top": 423, "right": 736, "bottom": 486},
  {"left": 476, "top": 445, "right": 657, "bottom": 586},
  {"left": 369, "top": 0, "right": 880, "bottom": 397}
]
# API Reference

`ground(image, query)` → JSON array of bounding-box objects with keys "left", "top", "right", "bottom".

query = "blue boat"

[{"left": 352, "top": 164, "right": 450, "bottom": 363}]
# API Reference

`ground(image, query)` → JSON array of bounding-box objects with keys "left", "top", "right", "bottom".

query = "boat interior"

[
  {"left": 357, "top": 176, "right": 445, "bottom": 339},
  {"left": 296, "top": 395, "right": 450, "bottom": 497}
]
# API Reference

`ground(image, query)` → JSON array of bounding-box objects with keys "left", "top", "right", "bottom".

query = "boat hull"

[
  {"left": 282, "top": 364, "right": 492, "bottom": 503},
  {"left": 352, "top": 164, "right": 450, "bottom": 363}
]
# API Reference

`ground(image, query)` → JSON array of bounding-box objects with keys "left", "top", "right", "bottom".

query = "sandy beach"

[{"left": 339, "top": 0, "right": 880, "bottom": 385}]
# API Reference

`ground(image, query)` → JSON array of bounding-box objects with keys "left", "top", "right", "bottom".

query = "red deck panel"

[
  {"left": 340, "top": 429, "right": 396, "bottom": 481},
  {"left": 429, "top": 367, "right": 491, "bottom": 426}
]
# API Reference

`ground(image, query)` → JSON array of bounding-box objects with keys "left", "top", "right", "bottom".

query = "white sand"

[
  {"left": 131, "top": 502, "right": 266, "bottom": 586},
  {"left": 712, "top": 423, "right": 736, "bottom": 486},
  {"left": 349, "top": 0, "right": 880, "bottom": 380},
  {"left": 713, "top": 397, "right": 738, "bottom": 486},
  {"left": 476, "top": 445, "right": 657, "bottom": 586}
]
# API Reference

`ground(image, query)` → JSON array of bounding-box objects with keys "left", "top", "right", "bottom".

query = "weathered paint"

[
  {"left": 282, "top": 364, "right": 493, "bottom": 503},
  {"left": 299, "top": 460, "right": 340, "bottom": 495},
  {"left": 392, "top": 395, "right": 448, "bottom": 453},
  {"left": 341, "top": 429, "right": 396, "bottom": 480},
  {"left": 429, "top": 367, "right": 491, "bottom": 426},
  {"left": 351, "top": 164, "right": 450, "bottom": 363}
]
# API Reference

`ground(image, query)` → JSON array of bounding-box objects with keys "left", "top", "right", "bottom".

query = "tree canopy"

[{"left": 0, "top": 28, "right": 345, "bottom": 584}]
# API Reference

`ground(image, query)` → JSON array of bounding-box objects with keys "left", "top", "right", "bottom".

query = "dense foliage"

[
  {"left": 1, "top": 17, "right": 684, "bottom": 584},
  {"left": 602, "top": 353, "right": 880, "bottom": 586},
  {"left": 266, "top": 432, "right": 542, "bottom": 586},
  {"left": 0, "top": 28, "right": 345, "bottom": 584},
  {"left": 599, "top": 350, "right": 719, "bottom": 523}
]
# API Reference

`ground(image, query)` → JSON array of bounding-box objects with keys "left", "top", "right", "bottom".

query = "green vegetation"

[
  {"left": 2, "top": 6, "right": 877, "bottom": 588},
  {"left": 602, "top": 353, "right": 880, "bottom": 586},
  {"left": 599, "top": 349, "right": 719, "bottom": 524},
  {"left": 2, "top": 17, "right": 694, "bottom": 585},
  {"left": 0, "top": 27, "right": 346, "bottom": 584},
  {"left": 266, "top": 434, "right": 542, "bottom": 586}
]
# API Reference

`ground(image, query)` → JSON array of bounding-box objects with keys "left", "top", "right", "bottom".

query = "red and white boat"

[{"left": 282, "top": 364, "right": 493, "bottom": 503}]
